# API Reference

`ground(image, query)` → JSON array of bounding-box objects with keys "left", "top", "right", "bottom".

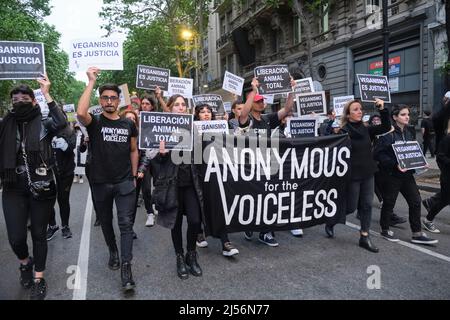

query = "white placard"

[
  {"left": 33, "top": 89, "right": 49, "bottom": 115},
  {"left": 69, "top": 38, "right": 123, "bottom": 72},
  {"left": 333, "top": 95, "right": 354, "bottom": 117},
  {"left": 194, "top": 120, "right": 229, "bottom": 134},
  {"left": 262, "top": 94, "right": 275, "bottom": 104},
  {"left": 63, "top": 104, "right": 75, "bottom": 113},
  {"left": 168, "top": 77, "right": 194, "bottom": 98},
  {"left": 294, "top": 78, "right": 314, "bottom": 94},
  {"left": 222, "top": 71, "right": 244, "bottom": 96}
]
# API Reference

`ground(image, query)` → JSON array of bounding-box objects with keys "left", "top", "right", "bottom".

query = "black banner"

[
  {"left": 139, "top": 111, "right": 193, "bottom": 151},
  {"left": 254, "top": 65, "right": 291, "bottom": 95},
  {"left": 357, "top": 74, "right": 391, "bottom": 103},
  {"left": 202, "top": 134, "right": 351, "bottom": 236},
  {"left": 0, "top": 41, "right": 45, "bottom": 80},
  {"left": 192, "top": 94, "right": 225, "bottom": 115},
  {"left": 296, "top": 92, "right": 327, "bottom": 116},
  {"left": 288, "top": 118, "right": 318, "bottom": 138},
  {"left": 136, "top": 65, "right": 170, "bottom": 91},
  {"left": 392, "top": 141, "right": 427, "bottom": 170}
]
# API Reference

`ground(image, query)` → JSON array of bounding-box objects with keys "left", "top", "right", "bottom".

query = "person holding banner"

[
  {"left": 374, "top": 105, "right": 437, "bottom": 245},
  {"left": 238, "top": 78, "right": 296, "bottom": 246},
  {"left": 149, "top": 94, "right": 204, "bottom": 279},
  {"left": 0, "top": 75, "right": 67, "bottom": 300},
  {"left": 77, "top": 67, "right": 139, "bottom": 292},
  {"left": 326, "top": 99, "right": 390, "bottom": 253}
]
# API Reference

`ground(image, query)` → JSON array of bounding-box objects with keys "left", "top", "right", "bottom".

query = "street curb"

[{"left": 417, "top": 184, "right": 440, "bottom": 193}]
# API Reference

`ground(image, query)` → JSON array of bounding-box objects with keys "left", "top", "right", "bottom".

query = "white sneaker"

[
  {"left": 73, "top": 176, "right": 78, "bottom": 183},
  {"left": 196, "top": 234, "right": 208, "bottom": 248},
  {"left": 145, "top": 213, "right": 155, "bottom": 227},
  {"left": 79, "top": 178, "right": 84, "bottom": 184},
  {"left": 290, "top": 229, "right": 303, "bottom": 237}
]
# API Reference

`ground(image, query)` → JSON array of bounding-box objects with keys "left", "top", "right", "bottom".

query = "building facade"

[{"left": 202, "top": 0, "right": 448, "bottom": 121}]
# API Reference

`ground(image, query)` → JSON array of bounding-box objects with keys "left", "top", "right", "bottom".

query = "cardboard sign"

[
  {"left": 287, "top": 117, "right": 318, "bottom": 138},
  {"left": 139, "top": 111, "right": 193, "bottom": 151},
  {"left": 118, "top": 83, "right": 131, "bottom": 108},
  {"left": 254, "top": 65, "right": 291, "bottom": 95},
  {"left": 136, "top": 65, "right": 170, "bottom": 91},
  {"left": 33, "top": 89, "right": 49, "bottom": 116},
  {"left": 194, "top": 120, "right": 229, "bottom": 134},
  {"left": 0, "top": 41, "right": 45, "bottom": 80},
  {"left": 192, "top": 94, "right": 225, "bottom": 115},
  {"left": 392, "top": 141, "right": 428, "bottom": 171},
  {"left": 294, "top": 78, "right": 314, "bottom": 94},
  {"left": 63, "top": 104, "right": 75, "bottom": 113},
  {"left": 296, "top": 92, "right": 327, "bottom": 116},
  {"left": 69, "top": 38, "right": 123, "bottom": 72},
  {"left": 222, "top": 71, "right": 244, "bottom": 96},
  {"left": 357, "top": 74, "right": 391, "bottom": 103},
  {"left": 223, "top": 102, "right": 232, "bottom": 113},
  {"left": 168, "top": 77, "right": 193, "bottom": 98},
  {"left": 333, "top": 95, "right": 354, "bottom": 117}
]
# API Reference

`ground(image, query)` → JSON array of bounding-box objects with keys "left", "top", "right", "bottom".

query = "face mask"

[{"left": 12, "top": 101, "right": 34, "bottom": 114}]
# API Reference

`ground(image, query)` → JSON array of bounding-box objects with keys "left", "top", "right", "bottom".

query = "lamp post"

[
  {"left": 382, "top": 0, "right": 389, "bottom": 78},
  {"left": 180, "top": 28, "right": 199, "bottom": 93}
]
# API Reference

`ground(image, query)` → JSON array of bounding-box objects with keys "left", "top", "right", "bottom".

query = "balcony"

[{"left": 216, "top": 32, "right": 233, "bottom": 54}]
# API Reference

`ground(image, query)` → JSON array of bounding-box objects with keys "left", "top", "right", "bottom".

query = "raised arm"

[
  {"left": 369, "top": 99, "right": 390, "bottom": 138},
  {"left": 77, "top": 67, "right": 100, "bottom": 127},
  {"left": 155, "top": 86, "right": 169, "bottom": 112},
  {"left": 238, "top": 78, "right": 258, "bottom": 125},
  {"left": 277, "top": 78, "right": 297, "bottom": 121}
]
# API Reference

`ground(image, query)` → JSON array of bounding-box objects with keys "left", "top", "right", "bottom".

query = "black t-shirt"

[
  {"left": 86, "top": 114, "right": 138, "bottom": 184},
  {"left": 421, "top": 118, "right": 435, "bottom": 138},
  {"left": 239, "top": 113, "right": 281, "bottom": 137}
]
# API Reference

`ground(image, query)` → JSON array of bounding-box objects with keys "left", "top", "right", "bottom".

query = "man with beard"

[
  {"left": 0, "top": 75, "right": 67, "bottom": 299},
  {"left": 76, "top": 67, "right": 139, "bottom": 292}
]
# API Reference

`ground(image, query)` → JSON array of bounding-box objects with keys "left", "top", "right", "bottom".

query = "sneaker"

[
  {"left": 196, "top": 234, "right": 208, "bottom": 248},
  {"left": 46, "top": 225, "right": 59, "bottom": 241},
  {"left": 422, "top": 198, "right": 432, "bottom": 214},
  {"left": 73, "top": 176, "right": 79, "bottom": 183},
  {"left": 389, "top": 214, "right": 407, "bottom": 227},
  {"left": 61, "top": 226, "right": 72, "bottom": 239},
  {"left": 290, "top": 229, "right": 304, "bottom": 237},
  {"left": 222, "top": 242, "right": 239, "bottom": 257},
  {"left": 30, "top": 278, "right": 47, "bottom": 300},
  {"left": 258, "top": 232, "right": 279, "bottom": 247},
  {"left": 421, "top": 218, "right": 440, "bottom": 233},
  {"left": 411, "top": 233, "right": 438, "bottom": 245},
  {"left": 145, "top": 213, "right": 155, "bottom": 227},
  {"left": 380, "top": 230, "right": 400, "bottom": 242},
  {"left": 79, "top": 178, "right": 84, "bottom": 184},
  {"left": 19, "top": 257, "right": 34, "bottom": 289},
  {"left": 244, "top": 231, "right": 253, "bottom": 241}
]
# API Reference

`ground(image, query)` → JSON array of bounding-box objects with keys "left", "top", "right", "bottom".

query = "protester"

[
  {"left": 238, "top": 78, "right": 296, "bottom": 247},
  {"left": 139, "top": 94, "right": 157, "bottom": 113},
  {"left": 374, "top": 104, "right": 437, "bottom": 245},
  {"left": 325, "top": 99, "right": 390, "bottom": 253},
  {"left": 149, "top": 94, "right": 204, "bottom": 279},
  {"left": 228, "top": 101, "right": 243, "bottom": 130},
  {"left": 0, "top": 75, "right": 67, "bottom": 299},
  {"left": 421, "top": 110, "right": 435, "bottom": 158},
  {"left": 47, "top": 121, "right": 77, "bottom": 241},
  {"left": 77, "top": 67, "right": 139, "bottom": 292},
  {"left": 432, "top": 91, "right": 450, "bottom": 151},
  {"left": 319, "top": 108, "right": 336, "bottom": 136}
]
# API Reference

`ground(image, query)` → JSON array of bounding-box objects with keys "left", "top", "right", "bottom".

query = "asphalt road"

[{"left": 1, "top": 181, "right": 449, "bottom": 300}]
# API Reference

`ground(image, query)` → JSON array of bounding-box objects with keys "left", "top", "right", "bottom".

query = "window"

[
  {"left": 293, "top": 16, "right": 302, "bottom": 44},
  {"left": 271, "top": 30, "right": 278, "bottom": 53},
  {"left": 320, "top": 2, "right": 329, "bottom": 33},
  {"left": 220, "top": 16, "right": 226, "bottom": 35},
  {"left": 366, "top": 0, "right": 381, "bottom": 15},
  {"left": 390, "top": 0, "right": 399, "bottom": 15}
]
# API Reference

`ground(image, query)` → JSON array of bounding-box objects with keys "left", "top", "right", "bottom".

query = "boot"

[
  {"left": 108, "top": 244, "right": 120, "bottom": 270},
  {"left": 121, "top": 262, "right": 135, "bottom": 292},
  {"left": 176, "top": 253, "right": 189, "bottom": 280},
  {"left": 325, "top": 224, "right": 334, "bottom": 238},
  {"left": 19, "top": 257, "right": 34, "bottom": 289},
  {"left": 185, "top": 251, "right": 202, "bottom": 277},
  {"left": 359, "top": 234, "right": 379, "bottom": 253}
]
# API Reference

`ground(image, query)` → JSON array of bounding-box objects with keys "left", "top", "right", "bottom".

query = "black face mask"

[{"left": 12, "top": 101, "right": 34, "bottom": 114}]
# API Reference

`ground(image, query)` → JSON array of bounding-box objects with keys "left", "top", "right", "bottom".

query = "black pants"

[
  {"left": 380, "top": 172, "right": 422, "bottom": 232},
  {"left": 2, "top": 175, "right": 55, "bottom": 272},
  {"left": 171, "top": 186, "right": 201, "bottom": 255},
  {"left": 49, "top": 173, "right": 74, "bottom": 227},
  {"left": 132, "top": 172, "right": 153, "bottom": 224},
  {"left": 425, "top": 173, "right": 450, "bottom": 221},
  {"left": 374, "top": 171, "right": 384, "bottom": 203},
  {"left": 346, "top": 177, "right": 374, "bottom": 233},
  {"left": 423, "top": 136, "right": 435, "bottom": 157},
  {"left": 85, "top": 164, "right": 99, "bottom": 221},
  {"left": 92, "top": 180, "right": 136, "bottom": 263}
]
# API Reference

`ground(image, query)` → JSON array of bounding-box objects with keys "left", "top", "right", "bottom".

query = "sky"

[{"left": 44, "top": 0, "right": 126, "bottom": 81}]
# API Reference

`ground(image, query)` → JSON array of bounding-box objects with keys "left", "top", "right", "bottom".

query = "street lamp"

[
  {"left": 180, "top": 28, "right": 200, "bottom": 93},
  {"left": 181, "top": 29, "right": 194, "bottom": 41}
]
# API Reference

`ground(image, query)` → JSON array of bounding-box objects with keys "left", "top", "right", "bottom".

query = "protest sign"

[
  {"left": 118, "top": 83, "right": 131, "bottom": 108},
  {"left": 168, "top": 77, "right": 193, "bottom": 98},
  {"left": 33, "top": 89, "right": 49, "bottom": 115},
  {"left": 136, "top": 65, "right": 170, "bottom": 91},
  {"left": 202, "top": 134, "right": 351, "bottom": 236},
  {"left": 222, "top": 71, "right": 244, "bottom": 96},
  {"left": 392, "top": 141, "right": 428, "bottom": 171},
  {"left": 296, "top": 92, "right": 327, "bottom": 116},
  {"left": 294, "top": 78, "right": 314, "bottom": 94},
  {"left": 223, "top": 102, "right": 232, "bottom": 113},
  {"left": 63, "top": 104, "right": 75, "bottom": 113},
  {"left": 74, "top": 130, "right": 87, "bottom": 175},
  {"left": 69, "top": 38, "right": 123, "bottom": 72},
  {"left": 194, "top": 120, "right": 229, "bottom": 134},
  {"left": 287, "top": 117, "right": 318, "bottom": 138},
  {"left": 139, "top": 111, "right": 193, "bottom": 151},
  {"left": 193, "top": 94, "right": 225, "bottom": 115},
  {"left": 0, "top": 41, "right": 45, "bottom": 80},
  {"left": 262, "top": 94, "right": 275, "bottom": 105},
  {"left": 254, "top": 65, "right": 291, "bottom": 95},
  {"left": 357, "top": 74, "right": 391, "bottom": 103},
  {"left": 333, "top": 95, "right": 354, "bottom": 117}
]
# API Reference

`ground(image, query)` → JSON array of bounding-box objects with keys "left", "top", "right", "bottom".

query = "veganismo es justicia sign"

[
  {"left": 0, "top": 41, "right": 45, "bottom": 80},
  {"left": 69, "top": 38, "right": 123, "bottom": 72},
  {"left": 202, "top": 134, "right": 351, "bottom": 236},
  {"left": 392, "top": 141, "right": 428, "bottom": 171}
]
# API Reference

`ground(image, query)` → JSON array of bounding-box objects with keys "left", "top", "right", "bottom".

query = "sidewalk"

[{"left": 415, "top": 156, "right": 441, "bottom": 193}]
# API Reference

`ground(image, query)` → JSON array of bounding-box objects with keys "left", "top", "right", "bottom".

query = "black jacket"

[
  {"left": 149, "top": 151, "right": 205, "bottom": 229},
  {"left": 432, "top": 101, "right": 450, "bottom": 150},
  {"left": 374, "top": 124, "right": 417, "bottom": 176},
  {"left": 53, "top": 126, "right": 76, "bottom": 177},
  {"left": 437, "top": 134, "right": 450, "bottom": 175}
]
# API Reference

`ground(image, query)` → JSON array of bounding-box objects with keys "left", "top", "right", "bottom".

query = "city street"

[{"left": 1, "top": 181, "right": 449, "bottom": 300}]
